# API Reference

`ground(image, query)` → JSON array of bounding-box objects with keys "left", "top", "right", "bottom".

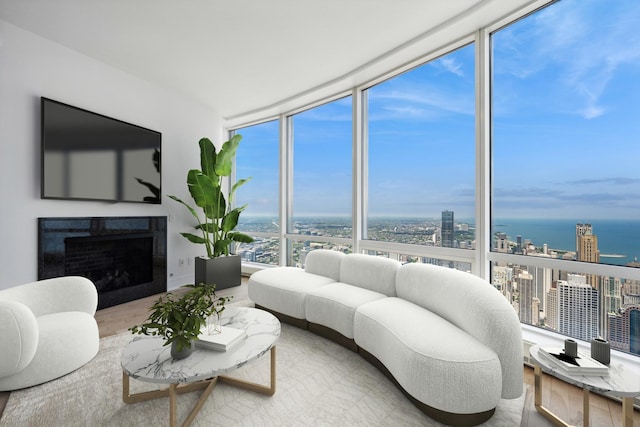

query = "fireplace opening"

[
  {"left": 64, "top": 233, "right": 153, "bottom": 293},
  {"left": 39, "top": 216, "right": 167, "bottom": 309}
]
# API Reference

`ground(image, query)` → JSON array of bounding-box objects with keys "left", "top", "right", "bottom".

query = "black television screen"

[{"left": 41, "top": 97, "right": 161, "bottom": 204}]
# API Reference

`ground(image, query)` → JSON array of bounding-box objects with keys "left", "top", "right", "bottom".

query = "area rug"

[{"left": 1, "top": 321, "right": 526, "bottom": 427}]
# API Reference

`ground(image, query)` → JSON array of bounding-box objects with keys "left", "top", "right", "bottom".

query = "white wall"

[{"left": 0, "top": 20, "right": 224, "bottom": 290}]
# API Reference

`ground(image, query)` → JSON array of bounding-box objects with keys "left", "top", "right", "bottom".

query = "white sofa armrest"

[
  {"left": 0, "top": 277, "right": 98, "bottom": 317},
  {"left": 0, "top": 300, "right": 39, "bottom": 377}
]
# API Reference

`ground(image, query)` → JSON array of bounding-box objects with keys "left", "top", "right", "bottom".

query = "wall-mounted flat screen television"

[{"left": 41, "top": 97, "right": 161, "bottom": 204}]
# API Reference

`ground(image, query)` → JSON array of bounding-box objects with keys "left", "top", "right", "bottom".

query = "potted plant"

[
  {"left": 129, "top": 284, "right": 232, "bottom": 359},
  {"left": 169, "top": 135, "right": 254, "bottom": 289}
]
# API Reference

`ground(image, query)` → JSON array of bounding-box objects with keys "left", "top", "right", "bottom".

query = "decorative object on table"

[
  {"left": 128, "top": 283, "right": 232, "bottom": 360},
  {"left": 196, "top": 325, "right": 247, "bottom": 351},
  {"left": 168, "top": 135, "right": 254, "bottom": 289},
  {"left": 538, "top": 346, "right": 609, "bottom": 375},
  {"left": 207, "top": 289, "right": 232, "bottom": 334},
  {"left": 564, "top": 338, "right": 578, "bottom": 358},
  {"left": 590, "top": 337, "right": 611, "bottom": 365}
]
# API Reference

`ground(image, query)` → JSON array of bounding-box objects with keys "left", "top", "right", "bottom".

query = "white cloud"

[
  {"left": 437, "top": 57, "right": 464, "bottom": 77},
  {"left": 495, "top": 0, "right": 640, "bottom": 120}
]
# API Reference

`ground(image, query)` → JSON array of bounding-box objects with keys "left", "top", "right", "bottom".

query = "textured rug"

[{"left": 1, "top": 322, "right": 526, "bottom": 426}]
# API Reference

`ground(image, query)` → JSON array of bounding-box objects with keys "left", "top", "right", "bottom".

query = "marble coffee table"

[
  {"left": 121, "top": 306, "right": 280, "bottom": 427},
  {"left": 530, "top": 344, "right": 640, "bottom": 427}
]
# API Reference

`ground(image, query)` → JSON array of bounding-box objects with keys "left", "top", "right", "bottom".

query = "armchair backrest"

[{"left": 0, "top": 276, "right": 98, "bottom": 317}]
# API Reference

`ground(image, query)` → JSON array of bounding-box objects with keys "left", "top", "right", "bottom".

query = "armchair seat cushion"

[{"left": 0, "top": 277, "right": 100, "bottom": 391}]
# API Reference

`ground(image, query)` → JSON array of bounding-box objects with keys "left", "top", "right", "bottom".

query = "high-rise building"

[
  {"left": 577, "top": 232, "right": 600, "bottom": 263},
  {"left": 608, "top": 306, "right": 640, "bottom": 355},
  {"left": 495, "top": 232, "right": 509, "bottom": 253},
  {"left": 577, "top": 231, "right": 600, "bottom": 289},
  {"left": 441, "top": 210, "right": 454, "bottom": 248},
  {"left": 517, "top": 271, "right": 535, "bottom": 324},
  {"left": 557, "top": 277, "right": 599, "bottom": 341},
  {"left": 546, "top": 283, "right": 558, "bottom": 331},
  {"left": 575, "top": 223, "right": 593, "bottom": 260}
]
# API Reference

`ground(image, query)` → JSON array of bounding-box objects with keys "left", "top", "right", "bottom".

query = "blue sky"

[{"left": 237, "top": 0, "right": 640, "bottom": 221}]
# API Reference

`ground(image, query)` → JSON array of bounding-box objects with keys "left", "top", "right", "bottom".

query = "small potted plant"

[
  {"left": 129, "top": 284, "right": 232, "bottom": 359},
  {"left": 169, "top": 135, "right": 254, "bottom": 289}
]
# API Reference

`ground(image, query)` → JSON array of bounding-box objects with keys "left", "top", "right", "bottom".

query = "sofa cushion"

[
  {"left": 305, "top": 283, "right": 387, "bottom": 339},
  {"left": 248, "top": 267, "right": 335, "bottom": 319},
  {"left": 304, "top": 249, "right": 345, "bottom": 281},
  {"left": 396, "top": 263, "right": 523, "bottom": 398},
  {"left": 354, "top": 297, "right": 502, "bottom": 415},
  {"left": 338, "top": 254, "right": 400, "bottom": 296}
]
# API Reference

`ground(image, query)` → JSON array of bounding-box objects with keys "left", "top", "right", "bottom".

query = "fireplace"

[{"left": 38, "top": 216, "right": 167, "bottom": 309}]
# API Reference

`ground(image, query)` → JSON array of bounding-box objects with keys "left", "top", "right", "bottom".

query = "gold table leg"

[
  {"left": 533, "top": 364, "right": 577, "bottom": 427},
  {"left": 122, "top": 345, "right": 277, "bottom": 427},
  {"left": 622, "top": 397, "right": 634, "bottom": 427},
  {"left": 218, "top": 346, "right": 277, "bottom": 395},
  {"left": 583, "top": 386, "right": 590, "bottom": 427}
]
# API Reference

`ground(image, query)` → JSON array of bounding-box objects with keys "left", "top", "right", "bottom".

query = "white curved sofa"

[
  {"left": 0, "top": 276, "right": 100, "bottom": 391},
  {"left": 248, "top": 250, "right": 523, "bottom": 426}
]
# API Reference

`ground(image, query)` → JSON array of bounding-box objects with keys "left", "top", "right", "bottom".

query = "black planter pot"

[{"left": 194, "top": 255, "right": 241, "bottom": 290}]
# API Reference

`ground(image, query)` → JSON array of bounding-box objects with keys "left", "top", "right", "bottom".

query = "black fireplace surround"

[{"left": 38, "top": 216, "right": 167, "bottom": 309}]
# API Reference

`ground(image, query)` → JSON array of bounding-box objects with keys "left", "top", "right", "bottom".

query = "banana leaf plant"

[{"left": 169, "top": 135, "right": 254, "bottom": 258}]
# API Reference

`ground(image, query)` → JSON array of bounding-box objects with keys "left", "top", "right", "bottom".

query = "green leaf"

[
  {"left": 229, "top": 177, "right": 251, "bottom": 206},
  {"left": 179, "top": 233, "right": 208, "bottom": 245},
  {"left": 168, "top": 195, "right": 200, "bottom": 222},
  {"left": 221, "top": 209, "right": 241, "bottom": 232},
  {"left": 187, "top": 170, "right": 216, "bottom": 207},
  {"left": 228, "top": 232, "right": 255, "bottom": 243},
  {"left": 205, "top": 185, "right": 226, "bottom": 219},
  {"left": 214, "top": 134, "right": 241, "bottom": 177},
  {"left": 199, "top": 138, "right": 217, "bottom": 180},
  {"left": 214, "top": 239, "right": 232, "bottom": 255}
]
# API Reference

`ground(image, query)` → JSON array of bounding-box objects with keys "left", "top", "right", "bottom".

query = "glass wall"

[
  {"left": 288, "top": 96, "right": 353, "bottom": 263},
  {"left": 491, "top": 0, "right": 640, "bottom": 355},
  {"left": 491, "top": 0, "right": 640, "bottom": 266},
  {"left": 234, "top": 120, "right": 280, "bottom": 265},
  {"left": 234, "top": 0, "right": 640, "bottom": 358},
  {"left": 365, "top": 44, "right": 476, "bottom": 251}
]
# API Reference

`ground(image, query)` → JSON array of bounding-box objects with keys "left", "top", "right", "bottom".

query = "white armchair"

[{"left": 0, "top": 276, "right": 100, "bottom": 391}]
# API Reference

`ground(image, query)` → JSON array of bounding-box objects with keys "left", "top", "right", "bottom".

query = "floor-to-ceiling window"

[
  {"left": 288, "top": 96, "right": 353, "bottom": 266},
  {"left": 233, "top": 0, "right": 640, "bottom": 359},
  {"left": 491, "top": 0, "right": 640, "bottom": 355},
  {"left": 234, "top": 120, "right": 280, "bottom": 265},
  {"left": 362, "top": 44, "right": 475, "bottom": 270}
]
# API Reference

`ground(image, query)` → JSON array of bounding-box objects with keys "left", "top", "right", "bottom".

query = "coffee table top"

[
  {"left": 530, "top": 345, "right": 640, "bottom": 398},
  {"left": 121, "top": 306, "right": 280, "bottom": 385}
]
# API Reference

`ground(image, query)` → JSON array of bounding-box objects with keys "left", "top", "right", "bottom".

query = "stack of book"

[
  {"left": 538, "top": 346, "right": 609, "bottom": 376},
  {"left": 196, "top": 326, "right": 247, "bottom": 352}
]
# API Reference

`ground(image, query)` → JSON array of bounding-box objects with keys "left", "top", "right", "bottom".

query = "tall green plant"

[{"left": 169, "top": 135, "right": 254, "bottom": 258}]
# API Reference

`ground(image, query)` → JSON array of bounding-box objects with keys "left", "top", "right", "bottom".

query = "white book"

[
  {"left": 196, "top": 325, "right": 246, "bottom": 352},
  {"left": 538, "top": 346, "right": 609, "bottom": 376}
]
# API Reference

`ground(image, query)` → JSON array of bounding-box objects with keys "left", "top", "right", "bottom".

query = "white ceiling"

[{"left": 0, "top": 0, "right": 539, "bottom": 125}]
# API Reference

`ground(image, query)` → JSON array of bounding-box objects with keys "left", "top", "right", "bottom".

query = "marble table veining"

[{"left": 120, "top": 306, "right": 281, "bottom": 427}]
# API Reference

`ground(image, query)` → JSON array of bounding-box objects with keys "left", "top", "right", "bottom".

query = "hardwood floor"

[{"left": 1, "top": 278, "right": 637, "bottom": 426}]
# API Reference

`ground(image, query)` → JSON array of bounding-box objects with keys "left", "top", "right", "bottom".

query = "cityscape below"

[{"left": 237, "top": 213, "right": 640, "bottom": 356}]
